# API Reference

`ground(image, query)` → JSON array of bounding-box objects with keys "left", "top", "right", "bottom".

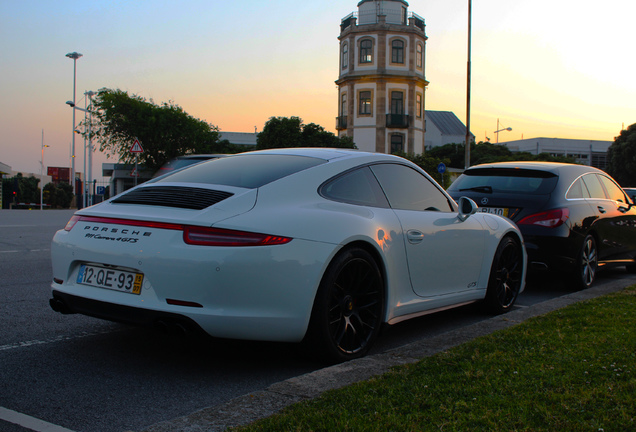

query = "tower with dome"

[{"left": 336, "top": 0, "right": 428, "bottom": 154}]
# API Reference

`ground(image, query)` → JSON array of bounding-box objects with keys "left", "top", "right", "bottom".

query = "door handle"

[
  {"left": 407, "top": 230, "right": 424, "bottom": 244},
  {"left": 597, "top": 206, "right": 606, "bottom": 214}
]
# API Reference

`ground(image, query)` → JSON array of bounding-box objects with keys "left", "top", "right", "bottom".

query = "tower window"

[
  {"left": 359, "top": 39, "right": 373, "bottom": 64},
  {"left": 359, "top": 91, "right": 372, "bottom": 116},
  {"left": 391, "top": 40, "right": 405, "bottom": 64},
  {"left": 341, "top": 93, "right": 347, "bottom": 116},
  {"left": 416, "top": 43, "right": 423, "bottom": 69},
  {"left": 390, "top": 91, "right": 404, "bottom": 115},
  {"left": 416, "top": 93, "right": 423, "bottom": 118},
  {"left": 342, "top": 43, "right": 349, "bottom": 69},
  {"left": 391, "top": 134, "right": 404, "bottom": 153}
]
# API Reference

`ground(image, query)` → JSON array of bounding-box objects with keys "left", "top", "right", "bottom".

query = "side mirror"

[{"left": 457, "top": 196, "right": 478, "bottom": 222}]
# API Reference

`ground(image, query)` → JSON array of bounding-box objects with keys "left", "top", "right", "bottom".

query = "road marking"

[
  {"left": 0, "top": 330, "right": 119, "bottom": 352},
  {"left": 0, "top": 407, "right": 76, "bottom": 432}
]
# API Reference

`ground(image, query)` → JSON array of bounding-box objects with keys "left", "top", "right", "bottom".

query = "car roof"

[
  {"left": 244, "top": 147, "right": 411, "bottom": 164},
  {"left": 465, "top": 161, "right": 603, "bottom": 176}
]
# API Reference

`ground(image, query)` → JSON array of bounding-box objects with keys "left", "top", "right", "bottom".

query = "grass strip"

[{"left": 236, "top": 286, "right": 635, "bottom": 431}]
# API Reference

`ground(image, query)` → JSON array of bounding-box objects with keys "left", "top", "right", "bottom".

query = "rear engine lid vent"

[{"left": 112, "top": 186, "right": 234, "bottom": 210}]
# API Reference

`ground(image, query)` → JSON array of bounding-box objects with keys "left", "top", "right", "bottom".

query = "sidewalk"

[{"left": 138, "top": 277, "right": 632, "bottom": 432}]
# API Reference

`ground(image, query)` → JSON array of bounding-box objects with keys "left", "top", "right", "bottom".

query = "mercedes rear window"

[
  {"left": 448, "top": 168, "right": 558, "bottom": 195},
  {"left": 154, "top": 154, "right": 326, "bottom": 189}
]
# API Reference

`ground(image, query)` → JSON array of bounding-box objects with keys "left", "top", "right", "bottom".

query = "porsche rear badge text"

[{"left": 83, "top": 225, "right": 152, "bottom": 243}]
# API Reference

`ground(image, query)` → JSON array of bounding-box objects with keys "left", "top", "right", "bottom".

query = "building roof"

[{"left": 426, "top": 110, "right": 474, "bottom": 138}]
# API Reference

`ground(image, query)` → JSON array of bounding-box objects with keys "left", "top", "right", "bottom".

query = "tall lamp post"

[
  {"left": 85, "top": 91, "right": 96, "bottom": 206},
  {"left": 464, "top": 0, "right": 472, "bottom": 169},
  {"left": 494, "top": 118, "right": 512, "bottom": 144},
  {"left": 66, "top": 99, "right": 94, "bottom": 207},
  {"left": 40, "top": 129, "right": 49, "bottom": 210},
  {"left": 65, "top": 51, "right": 82, "bottom": 197}
]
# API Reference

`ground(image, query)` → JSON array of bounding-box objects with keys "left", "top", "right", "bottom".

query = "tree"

[
  {"left": 256, "top": 116, "right": 356, "bottom": 150},
  {"left": 607, "top": 123, "right": 636, "bottom": 186},
  {"left": 88, "top": 89, "right": 221, "bottom": 172}
]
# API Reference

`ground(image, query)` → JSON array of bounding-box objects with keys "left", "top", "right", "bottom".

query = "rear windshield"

[
  {"left": 448, "top": 168, "right": 558, "bottom": 195},
  {"left": 154, "top": 154, "right": 326, "bottom": 189},
  {"left": 152, "top": 156, "right": 219, "bottom": 178}
]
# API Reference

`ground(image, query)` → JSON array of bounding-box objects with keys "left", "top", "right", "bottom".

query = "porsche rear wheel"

[
  {"left": 305, "top": 247, "right": 385, "bottom": 364},
  {"left": 485, "top": 236, "right": 523, "bottom": 314}
]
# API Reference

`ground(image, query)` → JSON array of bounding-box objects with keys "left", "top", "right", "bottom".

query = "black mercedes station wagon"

[{"left": 447, "top": 162, "right": 636, "bottom": 289}]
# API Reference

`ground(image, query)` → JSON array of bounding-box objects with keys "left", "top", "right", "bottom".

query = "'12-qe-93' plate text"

[{"left": 77, "top": 264, "right": 143, "bottom": 294}]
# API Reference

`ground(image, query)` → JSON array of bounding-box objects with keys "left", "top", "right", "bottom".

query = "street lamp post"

[
  {"left": 85, "top": 91, "right": 96, "bottom": 206},
  {"left": 495, "top": 118, "right": 512, "bottom": 144},
  {"left": 40, "top": 129, "right": 49, "bottom": 210},
  {"left": 464, "top": 0, "right": 472, "bottom": 169},
  {"left": 66, "top": 51, "right": 82, "bottom": 198},
  {"left": 66, "top": 98, "right": 94, "bottom": 207}
]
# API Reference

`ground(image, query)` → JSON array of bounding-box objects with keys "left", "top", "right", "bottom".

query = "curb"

[{"left": 138, "top": 278, "right": 631, "bottom": 432}]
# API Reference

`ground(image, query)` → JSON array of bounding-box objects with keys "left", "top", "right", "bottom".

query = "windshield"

[
  {"left": 155, "top": 154, "right": 326, "bottom": 189},
  {"left": 448, "top": 168, "right": 559, "bottom": 195}
]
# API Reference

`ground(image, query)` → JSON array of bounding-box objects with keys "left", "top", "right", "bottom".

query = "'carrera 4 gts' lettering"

[{"left": 84, "top": 233, "right": 140, "bottom": 243}]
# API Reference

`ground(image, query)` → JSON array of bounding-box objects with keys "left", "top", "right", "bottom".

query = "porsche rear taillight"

[
  {"left": 64, "top": 215, "right": 82, "bottom": 231},
  {"left": 517, "top": 208, "right": 570, "bottom": 228},
  {"left": 183, "top": 226, "right": 292, "bottom": 247},
  {"left": 63, "top": 215, "right": 291, "bottom": 246}
]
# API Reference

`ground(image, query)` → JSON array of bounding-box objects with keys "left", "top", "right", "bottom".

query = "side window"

[
  {"left": 321, "top": 167, "right": 388, "bottom": 208},
  {"left": 341, "top": 42, "right": 348, "bottom": 69},
  {"left": 566, "top": 177, "right": 590, "bottom": 199},
  {"left": 416, "top": 93, "right": 423, "bottom": 118},
  {"left": 416, "top": 43, "right": 423, "bottom": 69},
  {"left": 370, "top": 164, "right": 453, "bottom": 212},
  {"left": 599, "top": 175, "right": 627, "bottom": 202},
  {"left": 581, "top": 174, "right": 606, "bottom": 199}
]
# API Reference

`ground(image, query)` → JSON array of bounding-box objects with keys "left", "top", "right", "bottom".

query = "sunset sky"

[{"left": 1, "top": 0, "right": 634, "bottom": 179}]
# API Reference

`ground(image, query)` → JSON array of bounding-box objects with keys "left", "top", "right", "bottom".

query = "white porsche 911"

[{"left": 50, "top": 148, "right": 526, "bottom": 363}]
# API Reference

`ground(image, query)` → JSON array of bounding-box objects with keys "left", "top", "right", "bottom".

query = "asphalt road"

[{"left": 1, "top": 209, "right": 633, "bottom": 432}]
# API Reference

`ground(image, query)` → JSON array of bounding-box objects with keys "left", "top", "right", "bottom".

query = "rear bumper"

[
  {"left": 521, "top": 228, "right": 582, "bottom": 273},
  {"left": 524, "top": 237, "right": 575, "bottom": 272},
  {"left": 50, "top": 290, "right": 205, "bottom": 335}
]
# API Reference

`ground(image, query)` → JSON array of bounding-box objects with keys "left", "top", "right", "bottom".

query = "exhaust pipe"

[
  {"left": 154, "top": 319, "right": 192, "bottom": 337},
  {"left": 49, "top": 298, "right": 73, "bottom": 315}
]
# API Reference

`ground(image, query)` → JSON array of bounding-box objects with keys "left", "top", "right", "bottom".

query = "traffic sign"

[
  {"left": 437, "top": 162, "right": 446, "bottom": 174},
  {"left": 130, "top": 139, "right": 144, "bottom": 153}
]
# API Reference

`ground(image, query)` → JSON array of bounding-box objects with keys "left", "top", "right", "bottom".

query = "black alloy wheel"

[
  {"left": 485, "top": 236, "right": 524, "bottom": 314},
  {"left": 571, "top": 234, "right": 598, "bottom": 290},
  {"left": 305, "top": 247, "right": 385, "bottom": 363}
]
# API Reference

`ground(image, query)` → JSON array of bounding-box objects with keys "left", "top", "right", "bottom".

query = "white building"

[
  {"left": 504, "top": 138, "right": 612, "bottom": 169},
  {"left": 425, "top": 110, "right": 474, "bottom": 149}
]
